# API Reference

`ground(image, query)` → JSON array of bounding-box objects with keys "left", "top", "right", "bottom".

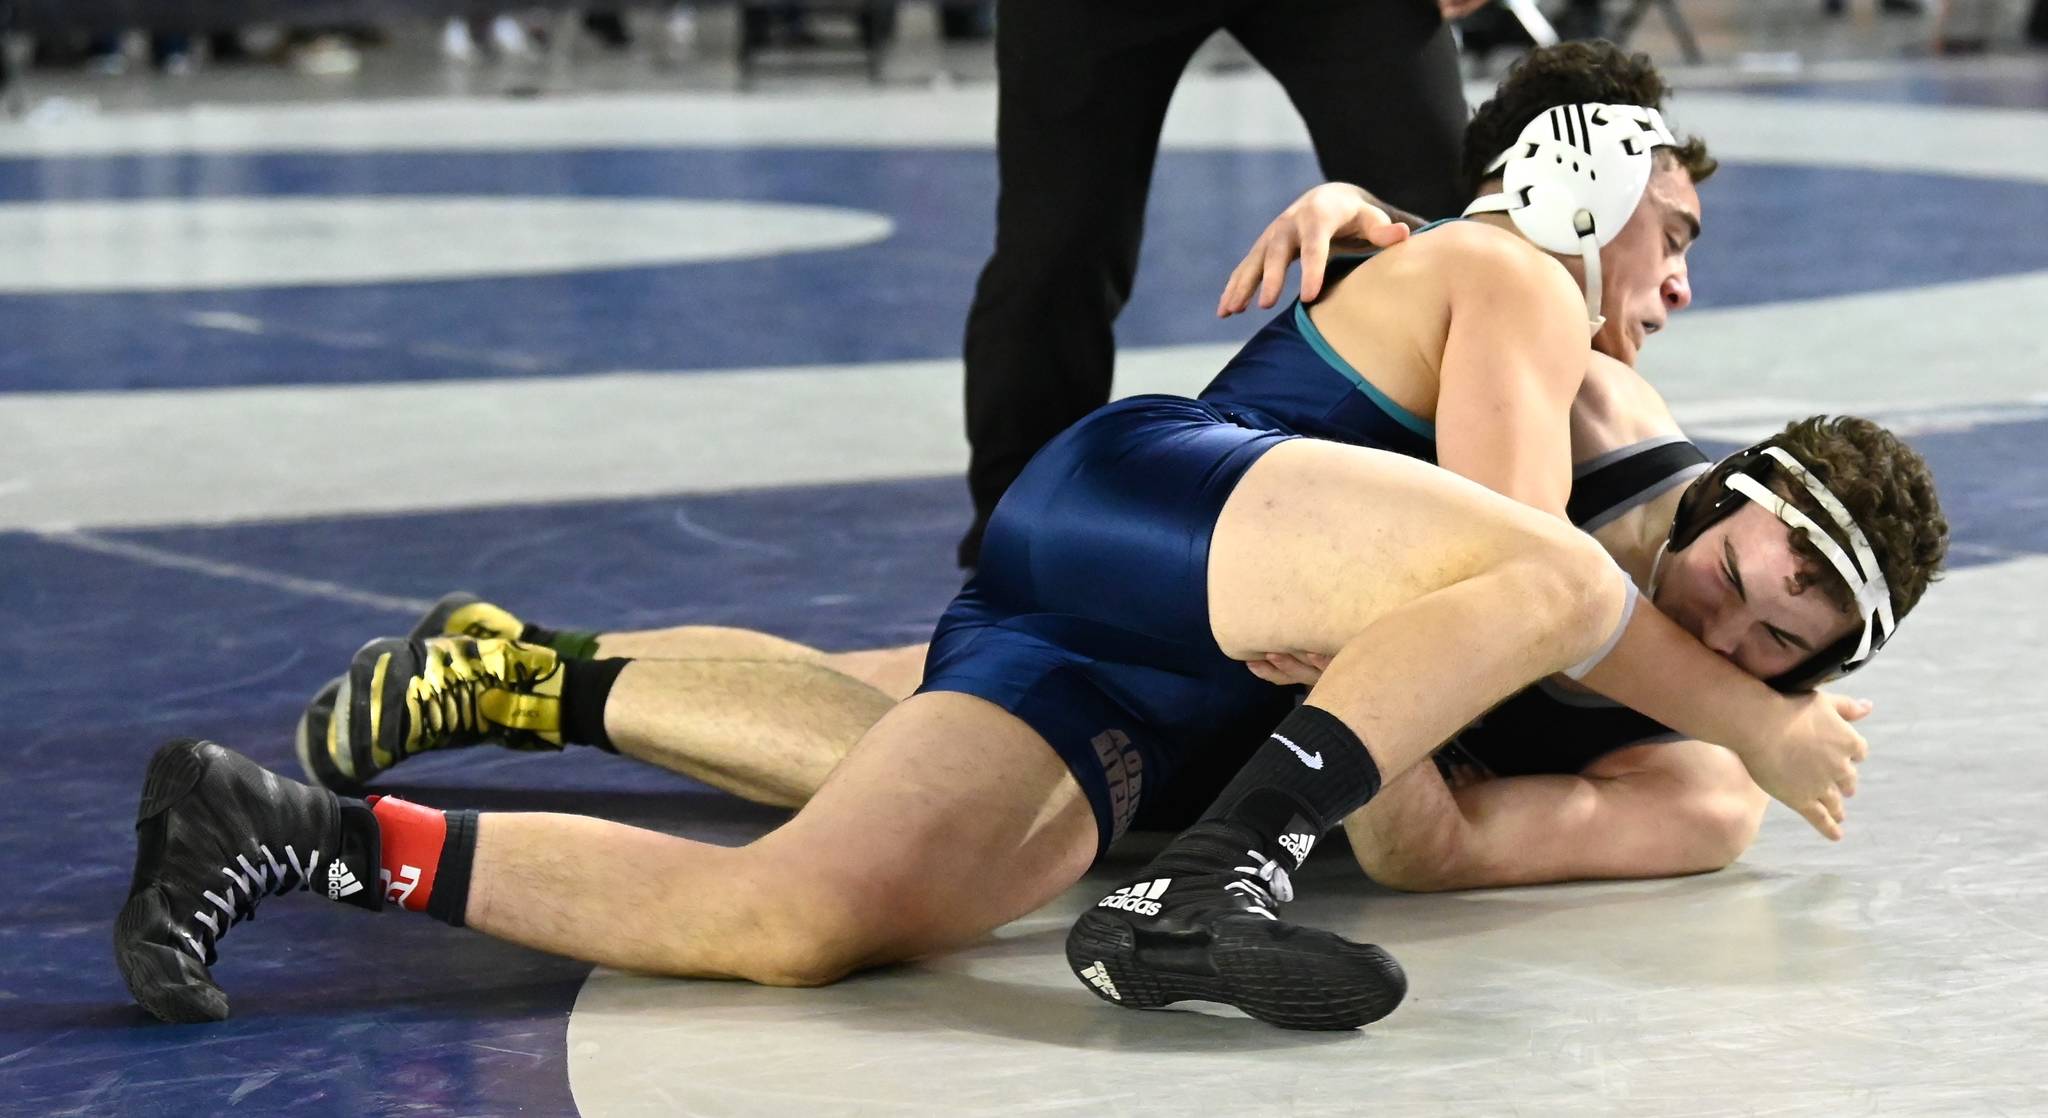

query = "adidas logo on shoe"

[
  {"left": 1096, "top": 878, "right": 1170, "bottom": 916},
  {"left": 1079, "top": 961, "right": 1121, "bottom": 1001},
  {"left": 327, "top": 861, "right": 363, "bottom": 900},
  {"left": 1278, "top": 831, "right": 1316, "bottom": 867}
]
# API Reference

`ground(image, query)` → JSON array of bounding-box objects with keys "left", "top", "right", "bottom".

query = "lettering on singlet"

[{"left": 1091, "top": 729, "right": 1145, "bottom": 842}]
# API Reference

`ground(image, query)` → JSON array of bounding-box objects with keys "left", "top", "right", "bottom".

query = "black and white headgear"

[
  {"left": 1462, "top": 103, "right": 1678, "bottom": 334},
  {"left": 1659, "top": 440, "right": 1897, "bottom": 692}
]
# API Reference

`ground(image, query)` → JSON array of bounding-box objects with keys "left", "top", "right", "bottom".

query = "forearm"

[
  {"left": 1450, "top": 776, "right": 1731, "bottom": 887},
  {"left": 1347, "top": 774, "right": 1621, "bottom": 893},
  {"left": 1349, "top": 764, "right": 1757, "bottom": 892},
  {"left": 1574, "top": 599, "right": 1795, "bottom": 763},
  {"left": 1343, "top": 763, "right": 1474, "bottom": 891}
]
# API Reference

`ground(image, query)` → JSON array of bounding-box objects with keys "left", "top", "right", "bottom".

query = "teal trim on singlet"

[{"left": 1289, "top": 302, "right": 1437, "bottom": 442}]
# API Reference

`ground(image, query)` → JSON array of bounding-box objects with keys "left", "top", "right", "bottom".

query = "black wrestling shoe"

[
  {"left": 1065, "top": 822, "right": 1406, "bottom": 1031},
  {"left": 295, "top": 593, "right": 530, "bottom": 792},
  {"left": 115, "top": 739, "right": 382, "bottom": 1023}
]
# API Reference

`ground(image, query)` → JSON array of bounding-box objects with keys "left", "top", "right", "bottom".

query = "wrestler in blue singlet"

[
  {"left": 1122, "top": 433, "right": 1715, "bottom": 832},
  {"left": 918, "top": 253, "right": 1442, "bottom": 854}
]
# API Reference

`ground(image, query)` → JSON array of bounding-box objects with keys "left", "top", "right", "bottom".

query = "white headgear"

[{"left": 1462, "top": 103, "right": 1678, "bottom": 334}]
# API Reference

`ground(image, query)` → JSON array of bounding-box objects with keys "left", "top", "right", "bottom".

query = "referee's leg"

[
  {"left": 1228, "top": 0, "right": 1468, "bottom": 221},
  {"left": 958, "top": 0, "right": 1225, "bottom": 567}
]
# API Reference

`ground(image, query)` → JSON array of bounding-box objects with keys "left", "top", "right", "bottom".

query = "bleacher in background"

[{"left": 8, "top": 2, "right": 601, "bottom": 32}]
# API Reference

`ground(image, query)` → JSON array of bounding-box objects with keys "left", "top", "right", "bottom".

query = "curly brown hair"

[
  {"left": 1764, "top": 416, "right": 1948, "bottom": 622},
  {"left": 1462, "top": 41, "right": 1717, "bottom": 198}
]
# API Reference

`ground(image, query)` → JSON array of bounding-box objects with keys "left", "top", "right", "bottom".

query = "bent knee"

[
  {"left": 1503, "top": 528, "right": 1628, "bottom": 652},
  {"left": 725, "top": 871, "right": 932, "bottom": 988},
  {"left": 731, "top": 907, "right": 877, "bottom": 988},
  {"left": 742, "top": 935, "right": 865, "bottom": 988}
]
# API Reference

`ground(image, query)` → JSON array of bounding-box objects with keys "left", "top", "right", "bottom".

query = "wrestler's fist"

[
  {"left": 1218, "top": 183, "right": 1411, "bottom": 318},
  {"left": 1741, "top": 691, "right": 1872, "bottom": 841}
]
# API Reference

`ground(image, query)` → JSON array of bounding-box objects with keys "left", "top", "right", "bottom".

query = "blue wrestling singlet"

[
  {"left": 919, "top": 235, "right": 1716, "bottom": 850},
  {"left": 920, "top": 285, "right": 1441, "bottom": 854}
]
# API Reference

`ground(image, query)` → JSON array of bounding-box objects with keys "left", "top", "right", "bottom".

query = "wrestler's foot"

[
  {"left": 318, "top": 636, "right": 567, "bottom": 791},
  {"left": 296, "top": 592, "right": 530, "bottom": 791},
  {"left": 1064, "top": 821, "right": 1406, "bottom": 1031},
  {"left": 116, "top": 739, "right": 382, "bottom": 1023},
  {"left": 411, "top": 591, "right": 530, "bottom": 643}
]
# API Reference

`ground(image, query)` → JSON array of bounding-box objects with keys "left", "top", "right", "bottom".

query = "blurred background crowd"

[{"left": 5, "top": 0, "right": 2039, "bottom": 99}]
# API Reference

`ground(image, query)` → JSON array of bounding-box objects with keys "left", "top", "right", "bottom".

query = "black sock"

[
  {"left": 425, "top": 809, "right": 479, "bottom": 927},
  {"left": 1190, "top": 704, "right": 1382, "bottom": 872},
  {"left": 521, "top": 623, "right": 602, "bottom": 661},
  {"left": 561, "top": 657, "right": 630, "bottom": 752}
]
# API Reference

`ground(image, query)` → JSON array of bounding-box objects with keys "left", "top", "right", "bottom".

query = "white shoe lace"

[
  {"left": 1224, "top": 849, "right": 1295, "bottom": 920},
  {"left": 181, "top": 843, "right": 325, "bottom": 962}
]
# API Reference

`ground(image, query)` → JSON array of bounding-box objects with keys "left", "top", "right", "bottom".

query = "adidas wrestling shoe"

[
  {"left": 1065, "top": 821, "right": 1406, "bottom": 1031},
  {"left": 115, "top": 738, "right": 382, "bottom": 1023},
  {"left": 295, "top": 592, "right": 528, "bottom": 791}
]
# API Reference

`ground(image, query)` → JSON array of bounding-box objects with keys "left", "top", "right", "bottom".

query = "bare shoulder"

[
  {"left": 1405, "top": 220, "right": 1581, "bottom": 303},
  {"left": 1588, "top": 352, "right": 1679, "bottom": 424},
  {"left": 1316, "top": 220, "right": 1576, "bottom": 318},
  {"left": 1572, "top": 351, "right": 1685, "bottom": 455}
]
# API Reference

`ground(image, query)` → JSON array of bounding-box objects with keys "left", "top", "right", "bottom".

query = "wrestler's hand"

[
  {"left": 1742, "top": 691, "right": 1872, "bottom": 841},
  {"left": 1439, "top": 0, "right": 1494, "bottom": 20},
  {"left": 1218, "top": 184, "right": 1411, "bottom": 318},
  {"left": 1245, "top": 651, "right": 1331, "bottom": 686}
]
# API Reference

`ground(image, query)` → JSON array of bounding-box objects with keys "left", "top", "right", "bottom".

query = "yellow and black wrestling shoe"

[
  {"left": 413, "top": 591, "right": 529, "bottom": 644},
  {"left": 305, "top": 636, "right": 567, "bottom": 793},
  {"left": 295, "top": 592, "right": 531, "bottom": 792}
]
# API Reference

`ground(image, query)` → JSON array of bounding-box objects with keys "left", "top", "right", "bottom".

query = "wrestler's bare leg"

[
  {"left": 592, "top": 626, "right": 927, "bottom": 701},
  {"left": 136, "top": 437, "right": 1624, "bottom": 1015},
  {"left": 601, "top": 658, "right": 894, "bottom": 807},
  {"left": 473, "top": 441, "right": 1621, "bottom": 979},
  {"left": 1206, "top": 439, "right": 1626, "bottom": 781},
  {"left": 466, "top": 692, "right": 1097, "bottom": 984},
  {"left": 539, "top": 627, "right": 925, "bottom": 806}
]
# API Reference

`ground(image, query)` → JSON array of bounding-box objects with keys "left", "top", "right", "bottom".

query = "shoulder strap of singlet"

[{"left": 1568, "top": 436, "right": 1710, "bottom": 531}]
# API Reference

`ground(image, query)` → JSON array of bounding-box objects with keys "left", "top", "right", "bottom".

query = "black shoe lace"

[
  {"left": 180, "top": 843, "right": 325, "bottom": 963},
  {"left": 409, "top": 640, "right": 547, "bottom": 751}
]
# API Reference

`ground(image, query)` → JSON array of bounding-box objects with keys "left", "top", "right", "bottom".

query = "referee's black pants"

[{"left": 958, "top": 0, "right": 1469, "bottom": 567}]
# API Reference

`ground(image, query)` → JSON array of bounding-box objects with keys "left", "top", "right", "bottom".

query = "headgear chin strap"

[
  {"left": 1462, "top": 103, "right": 1677, "bottom": 335},
  {"left": 1664, "top": 442, "right": 1896, "bottom": 691}
]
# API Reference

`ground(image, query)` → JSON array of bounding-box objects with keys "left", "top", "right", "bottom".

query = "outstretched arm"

[
  {"left": 1254, "top": 639, "right": 1863, "bottom": 844},
  {"left": 1344, "top": 740, "right": 1767, "bottom": 892},
  {"left": 1572, "top": 613, "right": 1869, "bottom": 841}
]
